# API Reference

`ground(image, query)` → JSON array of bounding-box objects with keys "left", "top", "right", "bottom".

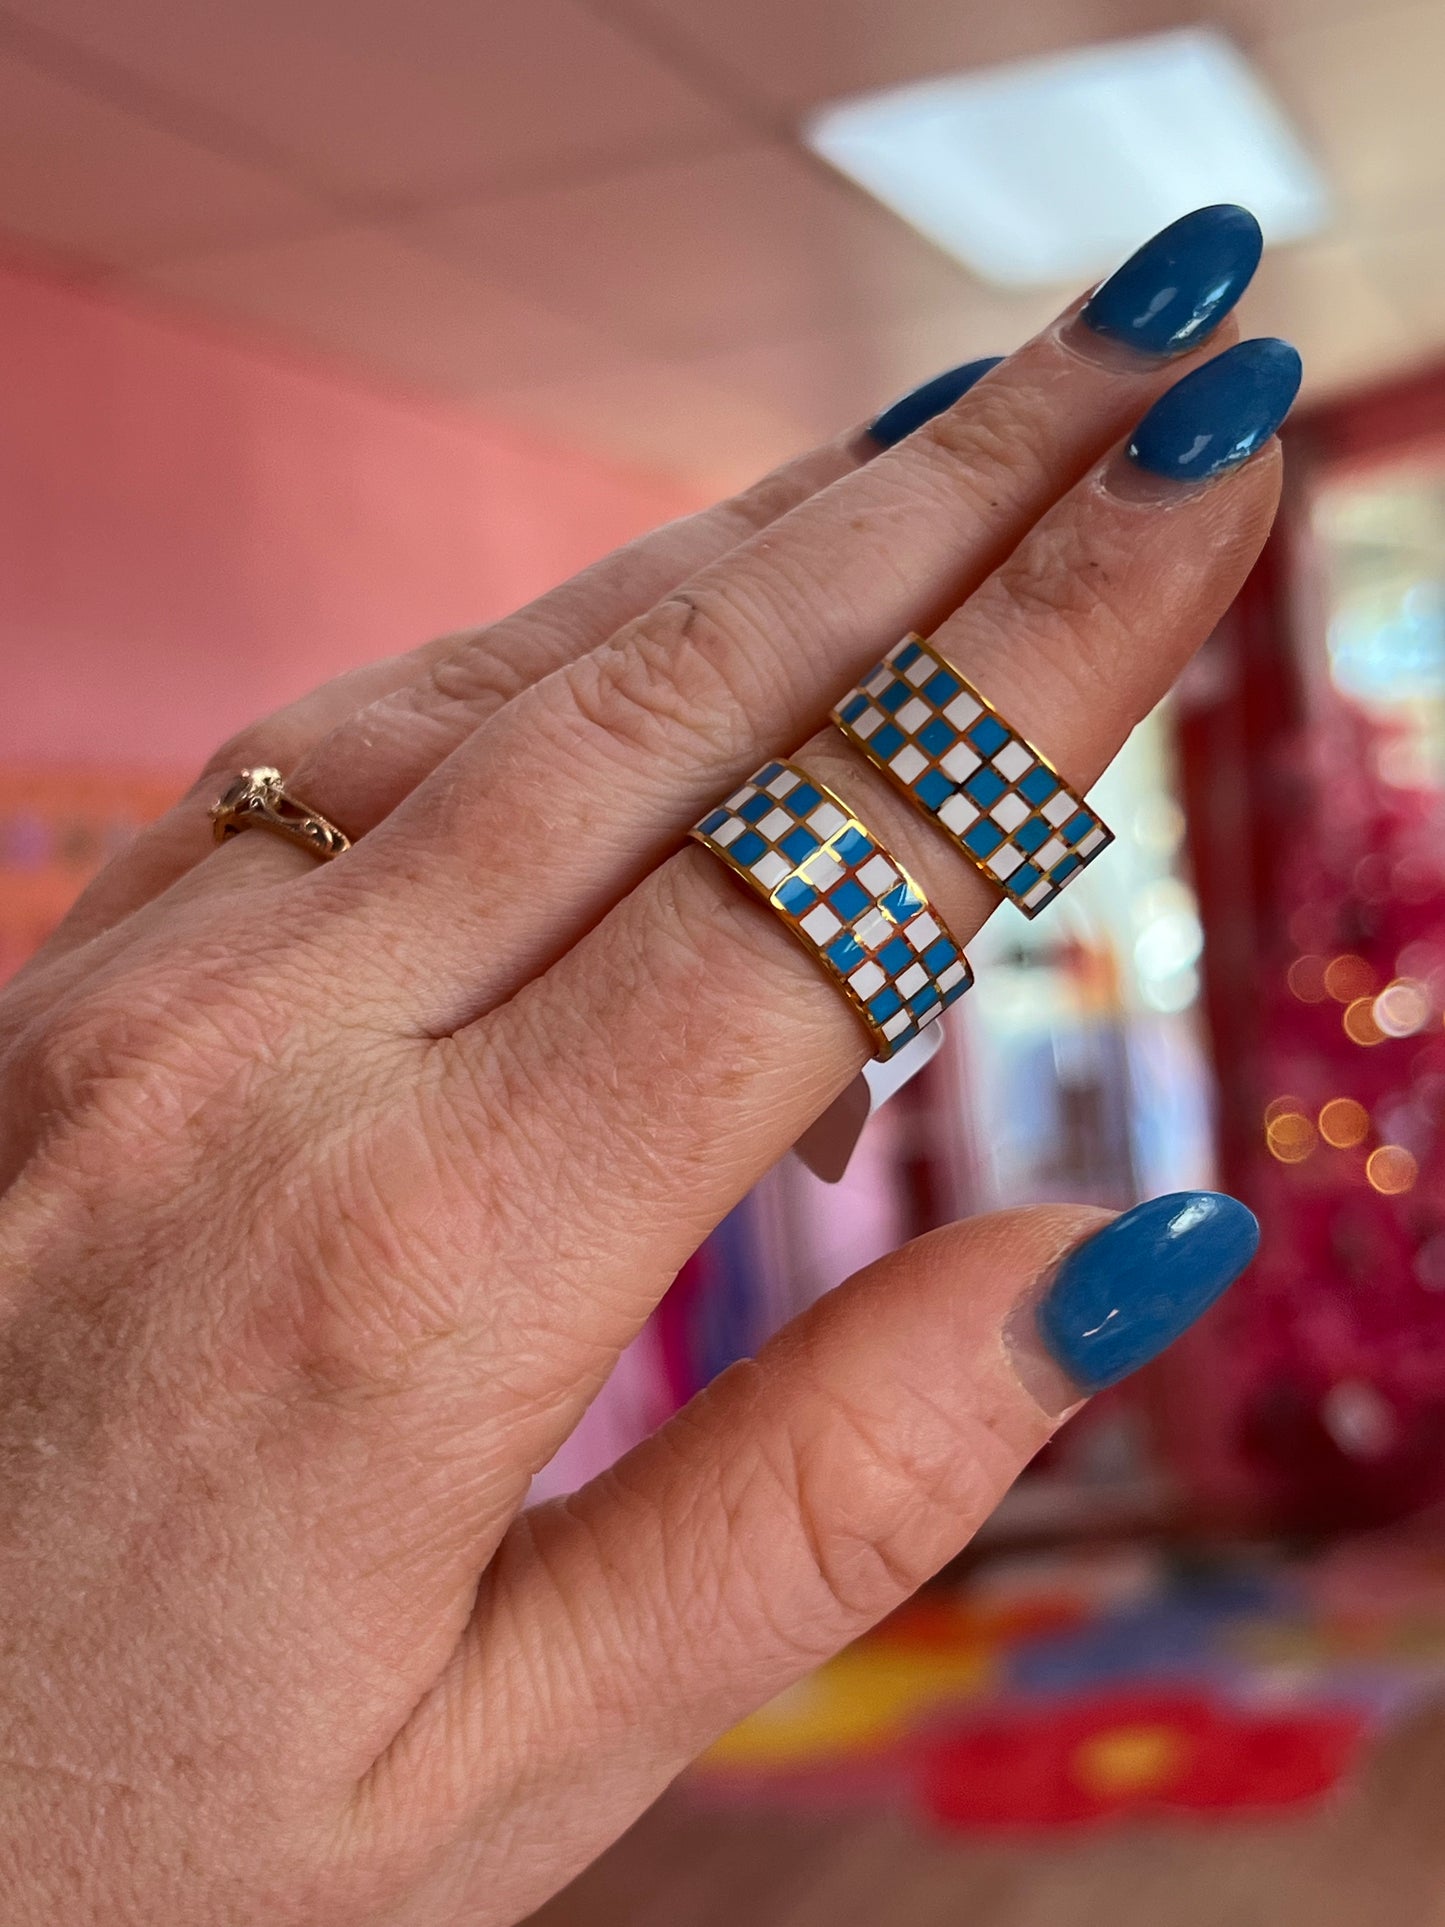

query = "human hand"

[{"left": 0, "top": 206, "right": 1286, "bottom": 1925}]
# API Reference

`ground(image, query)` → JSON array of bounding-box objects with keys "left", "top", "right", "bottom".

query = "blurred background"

[{"left": 7, "top": 0, "right": 1445, "bottom": 1920}]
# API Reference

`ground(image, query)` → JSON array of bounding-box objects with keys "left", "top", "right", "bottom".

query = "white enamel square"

[
  {"left": 1078, "top": 826, "right": 1107, "bottom": 857},
  {"left": 988, "top": 843, "right": 1024, "bottom": 881},
  {"left": 896, "top": 962, "right": 928, "bottom": 998},
  {"left": 857, "top": 853, "right": 897, "bottom": 894},
  {"left": 712, "top": 815, "right": 744, "bottom": 847},
  {"left": 1023, "top": 879, "right": 1054, "bottom": 909},
  {"left": 1035, "top": 836, "right": 1066, "bottom": 870},
  {"left": 757, "top": 806, "right": 792, "bottom": 841},
  {"left": 849, "top": 960, "right": 886, "bottom": 999},
  {"left": 1043, "top": 790, "right": 1075, "bottom": 826},
  {"left": 901, "top": 652, "right": 933, "bottom": 686},
  {"left": 944, "top": 692, "right": 982, "bottom": 729},
  {"left": 863, "top": 665, "right": 892, "bottom": 696},
  {"left": 851, "top": 704, "right": 884, "bottom": 739},
  {"left": 990, "top": 792, "right": 1030, "bottom": 833},
  {"left": 938, "top": 793, "right": 978, "bottom": 835},
  {"left": 882, "top": 1010, "right": 911, "bottom": 1040},
  {"left": 854, "top": 907, "right": 892, "bottom": 951},
  {"left": 992, "top": 740, "right": 1032, "bottom": 782},
  {"left": 905, "top": 911, "right": 940, "bottom": 951},
  {"left": 808, "top": 801, "right": 846, "bottom": 840},
  {"left": 918, "top": 1001, "right": 943, "bottom": 1026},
  {"left": 799, "top": 903, "right": 841, "bottom": 944},
  {"left": 752, "top": 851, "right": 790, "bottom": 891},
  {"left": 725, "top": 786, "right": 755, "bottom": 812},
  {"left": 766, "top": 767, "right": 800, "bottom": 797},
  {"left": 891, "top": 744, "right": 927, "bottom": 784},
  {"left": 939, "top": 960, "right": 968, "bottom": 991},
  {"left": 940, "top": 741, "right": 981, "bottom": 782},
  {"left": 803, "top": 849, "right": 845, "bottom": 891},
  {"left": 897, "top": 696, "right": 931, "bottom": 733}
]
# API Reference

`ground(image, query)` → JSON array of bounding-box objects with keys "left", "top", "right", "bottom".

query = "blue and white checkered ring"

[
  {"left": 691, "top": 759, "right": 973, "bottom": 1060},
  {"left": 831, "top": 635, "right": 1114, "bottom": 918}
]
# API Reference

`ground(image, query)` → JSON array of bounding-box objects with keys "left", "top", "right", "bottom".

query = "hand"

[{"left": 0, "top": 209, "right": 1287, "bottom": 1925}]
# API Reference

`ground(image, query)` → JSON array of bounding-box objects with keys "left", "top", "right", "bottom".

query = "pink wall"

[{"left": 0, "top": 249, "right": 694, "bottom": 771}]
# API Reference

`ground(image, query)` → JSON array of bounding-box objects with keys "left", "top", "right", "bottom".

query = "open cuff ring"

[
  {"left": 831, "top": 635, "right": 1113, "bottom": 918},
  {"left": 691, "top": 759, "right": 973, "bottom": 1060}
]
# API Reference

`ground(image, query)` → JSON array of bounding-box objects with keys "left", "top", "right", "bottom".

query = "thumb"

[{"left": 374, "top": 1193, "right": 1256, "bottom": 1916}]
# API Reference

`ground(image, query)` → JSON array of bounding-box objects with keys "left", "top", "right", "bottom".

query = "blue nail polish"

[
  {"left": 1082, "top": 204, "right": 1263, "bottom": 357},
  {"left": 1128, "top": 338, "right": 1302, "bottom": 483},
  {"left": 1037, "top": 1192, "right": 1259, "bottom": 1392},
  {"left": 868, "top": 357, "right": 1004, "bottom": 448}
]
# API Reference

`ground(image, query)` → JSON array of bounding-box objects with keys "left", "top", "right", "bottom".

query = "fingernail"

[
  {"left": 867, "top": 356, "right": 1004, "bottom": 448},
  {"left": 1082, "top": 204, "right": 1263, "bottom": 357},
  {"left": 1037, "top": 1192, "right": 1259, "bottom": 1392},
  {"left": 1127, "top": 337, "right": 1302, "bottom": 483}
]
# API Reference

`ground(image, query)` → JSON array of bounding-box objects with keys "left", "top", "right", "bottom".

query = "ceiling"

[{"left": 1, "top": 0, "right": 1442, "bottom": 491}]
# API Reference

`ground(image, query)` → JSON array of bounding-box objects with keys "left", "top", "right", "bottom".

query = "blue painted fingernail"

[
  {"left": 1037, "top": 1192, "right": 1259, "bottom": 1392},
  {"left": 1082, "top": 204, "right": 1263, "bottom": 357},
  {"left": 1127, "top": 338, "right": 1302, "bottom": 483},
  {"left": 867, "top": 356, "right": 1004, "bottom": 448}
]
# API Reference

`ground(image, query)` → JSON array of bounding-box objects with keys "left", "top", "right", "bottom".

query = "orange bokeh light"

[
  {"left": 1267, "top": 1112, "right": 1316, "bottom": 1163},
  {"left": 1319, "top": 1098, "right": 1369, "bottom": 1148},
  {"left": 1324, "top": 954, "right": 1377, "bottom": 1004},
  {"left": 1264, "top": 1094, "right": 1304, "bottom": 1124},
  {"left": 1366, "top": 1145, "right": 1418, "bottom": 1194},
  {"left": 1344, "top": 997, "right": 1385, "bottom": 1046},
  {"left": 1287, "top": 955, "right": 1328, "bottom": 1003}
]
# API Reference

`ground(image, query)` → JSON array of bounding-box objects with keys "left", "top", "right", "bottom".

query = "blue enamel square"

[
  {"left": 909, "top": 983, "right": 940, "bottom": 1016},
  {"left": 918, "top": 716, "right": 954, "bottom": 756},
  {"left": 893, "top": 640, "right": 923, "bottom": 673},
  {"left": 879, "top": 679, "right": 912, "bottom": 714},
  {"left": 834, "top": 825, "right": 871, "bottom": 866},
  {"left": 880, "top": 880, "right": 922, "bottom": 923},
  {"left": 825, "top": 930, "right": 865, "bottom": 974},
  {"left": 869, "top": 985, "right": 902, "bottom": 1022},
  {"left": 779, "top": 824, "right": 818, "bottom": 864},
  {"left": 828, "top": 877, "right": 870, "bottom": 922},
  {"left": 1062, "top": 809, "right": 1094, "bottom": 845},
  {"left": 1051, "top": 852, "right": 1083, "bottom": 883},
  {"left": 731, "top": 829, "right": 766, "bottom": 866},
  {"left": 915, "top": 768, "right": 953, "bottom": 811},
  {"left": 698, "top": 807, "right": 728, "bottom": 836},
  {"left": 756, "top": 762, "right": 784, "bottom": 786},
  {"left": 922, "top": 668, "right": 961, "bottom": 705},
  {"left": 838, "top": 692, "right": 870, "bottom": 725},
  {"left": 964, "top": 818, "right": 1004, "bottom": 858},
  {"left": 1014, "top": 816, "right": 1050, "bottom": 854},
  {"left": 943, "top": 974, "right": 971, "bottom": 1006},
  {"left": 775, "top": 874, "right": 817, "bottom": 916},
  {"left": 964, "top": 766, "right": 1007, "bottom": 807},
  {"left": 739, "top": 790, "right": 773, "bottom": 822},
  {"left": 1009, "top": 862, "right": 1042, "bottom": 895},
  {"left": 787, "top": 781, "right": 822, "bottom": 818},
  {"left": 923, "top": 937, "right": 956, "bottom": 973},
  {"left": 967, "top": 714, "right": 1009, "bottom": 756},
  {"left": 870, "top": 722, "right": 905, "bottom": 761},
  {"left": 1017, "top": 765, "right": 1058, "bottom": 805},
  {"left": 878, "top": 934, "right": 914, "bottom": 976}
]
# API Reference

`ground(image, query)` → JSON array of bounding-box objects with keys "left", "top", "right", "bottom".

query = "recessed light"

[{"left": 804, "top": 29, "right": 1330, "bottom": 288}]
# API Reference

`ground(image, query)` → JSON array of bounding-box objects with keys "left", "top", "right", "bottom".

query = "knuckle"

[
  {"left": 418, "top": 627, "right": 519, "bottom": 715},
  {"left": 911, "top": 384, "right": 1057, "bottom": 525}
]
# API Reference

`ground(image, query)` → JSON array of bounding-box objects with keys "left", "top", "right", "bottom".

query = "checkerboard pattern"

[
  {"left": 831, "top": 635, "right": 1114, "bottom": 918},
  {"left": 691, "top": 759, "right": 973, "bottom": 1059}
]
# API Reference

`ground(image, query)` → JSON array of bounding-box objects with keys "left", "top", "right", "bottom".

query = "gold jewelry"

[
  {"left": 690, "top": 758, "right": 972, "bottom": 1060},
  {"left": 831, "top": 634, "right": 1113, "bottom": 918},
  {"left": 210, "top": 767, "right": 351, "bottom": 861}
]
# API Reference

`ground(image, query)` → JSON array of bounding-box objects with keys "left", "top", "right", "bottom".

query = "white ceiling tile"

[
  {"left": 0, "top": 43, "right": 326, "bottom": 267},
  {"left": 406, "top": 142, "right": 984, "bottom": 357},
  {"left": 129, "top": 227, "right": 635, "bottom": 394},
  {"left": 0, "top": 0, "right": 742, "bottom": 203}
]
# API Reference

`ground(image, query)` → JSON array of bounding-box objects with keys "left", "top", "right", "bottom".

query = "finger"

[
  {"left": 318, "top": 216, "right": 1259, "bottom": 1019},
  {"left": 421, "top": 341, "right": 1292, "bottom": 1425},
  {"left": 364, "top": 1196, "right": 1257, "bottom": 1917}
]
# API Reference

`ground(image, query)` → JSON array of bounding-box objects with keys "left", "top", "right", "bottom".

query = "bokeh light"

[
  {"left": 1324, "top": 954, "right": 1377, "bottom": 1002},
  {"left": 1287, "top": 955, "right": 1327, "bottom": 1002},
  {"left": 1319, "top": 1097, "right": 1369, "bottom": 1147},
  {"left": 1267, "top": 1111, "right": 1316, "bottom": 1163},
  {"left": 1344, "top": 997, "right": 1386, "bottom": 1046},
  {"left": 1374, "top": 977, "right": 1431, "bottom": 1037},
  {"left": 1366, "top": 1144, "right": 1418, "bottom": 1194}
]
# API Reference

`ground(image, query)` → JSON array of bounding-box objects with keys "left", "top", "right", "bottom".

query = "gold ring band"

[
  {"left": 691, "top": 758, "right": 972, "bottom": 1060},
  {"left": 831, "top": 635, "right": 1113, "bottom": 919},
  {"left": 210, "top": 767, "right": 351, "bottom": 861}
]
